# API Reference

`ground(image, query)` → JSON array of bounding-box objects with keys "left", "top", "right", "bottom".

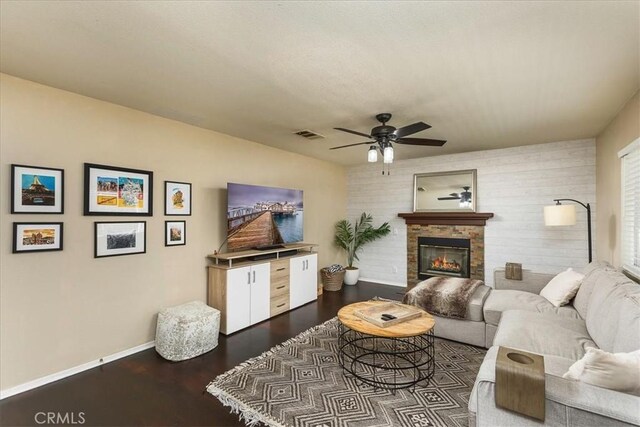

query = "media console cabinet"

[{"left": 207, "top": 243, "right": 318, "bottom": 334}]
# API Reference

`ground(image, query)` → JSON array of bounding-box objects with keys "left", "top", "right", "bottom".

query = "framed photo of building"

[
  {"left": 95, "top": 221, "right": 146, "bottom": 258},
  {"left": 164, "top": 181, "right": 191, "bottom": 216},
  {"left": 13, "top": 222, "right": 63, "bottom": 253},
  {"left": 84, "top": 163, "right": 153, "bottom": 216},
  {"left": 11, "top": 164, "right": 64, "bottom": 214},
  {"left": 165, "top": 221, "right": 186, "bottom": 246}
]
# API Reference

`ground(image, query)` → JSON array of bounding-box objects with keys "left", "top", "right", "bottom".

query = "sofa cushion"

[
  {"left": 573, "top": 261, "right": 616, "bottom": 319},
  {"left": 493, "top": 310, "right": 597, "bottom": 360},
  {"left": 586, "top": 269, "right": 640, "bottom": 352},
  {"left": 539, "top": 268, "right": 584, "bottom": 307},
  {"left": 614, "top": 294, "right": 640, "bottom": 353},
  {"left": 483, "top": 289, "right": 581, "bottom": 326}
]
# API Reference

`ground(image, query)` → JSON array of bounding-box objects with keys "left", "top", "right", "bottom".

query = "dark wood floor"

[{"left": 0, "top": 282, "right": 403, "bottom": 427}]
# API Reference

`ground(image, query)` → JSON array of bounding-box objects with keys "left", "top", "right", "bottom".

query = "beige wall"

[
  {"left": 0, "top": 74, "right": 347, "bottom": 391},
  {"left": 596, "top": 91, "right": 640, "bottom": 265}
]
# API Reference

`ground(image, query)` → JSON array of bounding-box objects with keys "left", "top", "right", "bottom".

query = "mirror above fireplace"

[{"left": 413, "top": 169, "right": 477, "bottom": 212}]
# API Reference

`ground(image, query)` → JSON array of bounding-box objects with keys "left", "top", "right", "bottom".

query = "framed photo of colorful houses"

[
  {"left": 11, "top": 164, "right": 64, "bottom": 214},
  {"left": 84, "top": 163, "right": 153, "bottom": 216},
  {"left": 13, "top": 222, "right": 64, "bottom": 253},
  {"left": 164, "top": 181, "right": 191, "bottom": 216}
]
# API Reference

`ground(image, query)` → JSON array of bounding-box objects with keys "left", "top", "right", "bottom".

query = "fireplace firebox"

[{"left": 418, "top": 237, "right": 471, "bottom": 279}]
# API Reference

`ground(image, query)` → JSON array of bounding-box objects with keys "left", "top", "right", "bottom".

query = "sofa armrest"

[
  {"left": 470, "top": 347, "right": 640, "bottom": 426},
  {"left": 493, "top": 268, "right": 555, "bottom": 293}
]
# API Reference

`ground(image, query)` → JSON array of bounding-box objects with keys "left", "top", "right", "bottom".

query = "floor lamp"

[{"left": 544, "top": 199, "right": 592, "bottom": 263}]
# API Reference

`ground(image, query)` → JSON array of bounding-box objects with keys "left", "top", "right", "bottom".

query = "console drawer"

[
  {"left": 270, "top": 294, "right": 289, "bottom": 316},
  {"left": 271, "top": 277, "right": 289, "bottom": 296},
  {"left": 271, "top": 259, "right": 290, "bottom": 280}
]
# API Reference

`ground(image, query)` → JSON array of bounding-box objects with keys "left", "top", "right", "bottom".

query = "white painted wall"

[{"left": 347, "top": 139, "right": 596, "bottom": 287}]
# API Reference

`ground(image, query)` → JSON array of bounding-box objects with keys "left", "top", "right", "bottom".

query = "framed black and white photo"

[
  {"left": 164, "top": 181, "right": 191, "bottom": 216},
  {"left": 11, "top": 164, "right": 64, "bottom": 214},
  {"left": 95, "top": 221, "right": 146, "bottom": 258},
  {"left": 13, "top": 222, "right": 63, "bottom": 253},
  {"left": 84, "top": 163, "right": 153, "bottom": 216},
  {"left": 165, "top": 221, "right": 186, "bottom": 246}
]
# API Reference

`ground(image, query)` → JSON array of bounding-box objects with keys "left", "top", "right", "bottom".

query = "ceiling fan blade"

[
  {"left": 329, "top": 141, "right": 374, "bottom": 150},
  {"left": 394, "top": 122, "right": 431, "bottom": 138},
  {"left": 334, "top": 127, "right": 373, "bottom": 139},
  {"left": 438, "top": 197, "right": 460, "bottom": 200},
  {"left": 396, "top": 137, "right": 447, "bottom": 146}
]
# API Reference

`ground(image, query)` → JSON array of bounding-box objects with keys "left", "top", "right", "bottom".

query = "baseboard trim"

[
  {"left": 359, "top": 277, "right": 407, "bottom": 288},
  {"left": 0, "top": 341, "right": 155, "bottom": 400}
]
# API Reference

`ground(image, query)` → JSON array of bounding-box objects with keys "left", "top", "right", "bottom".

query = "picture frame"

[
  {"left": 13, "top": 222, "right": 63, "bottom": 253},
  {"left": 413, "top": 169, "right": 478, "bottom": 213},
  {"left": 84, "top": 163, "right": 153, "bottom": 216},
  {"left": 11, "top": 164, "right": 64, "bottom": 214},
  {"left": 95, "top": 221, "right": 146, "bottom": 258},
  {"left": 165, "top": 221, "right": 186, "bottom": 246},
  {"left": 164, "top": 181, "right": 192, "bottom": 216}
]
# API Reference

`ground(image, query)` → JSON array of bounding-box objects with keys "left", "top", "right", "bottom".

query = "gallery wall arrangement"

[{"left": 9, "top": 161, "right": 190, "bottom": 258}]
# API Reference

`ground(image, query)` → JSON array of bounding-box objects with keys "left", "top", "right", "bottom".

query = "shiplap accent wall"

[{"left": 347, "top": 139, "right": 596, "bottom": 287}]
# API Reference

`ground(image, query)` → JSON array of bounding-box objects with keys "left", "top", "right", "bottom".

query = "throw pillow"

[
  {"left": 563, "top": 348, "right": 640, "bottom": 395},
  {"left": 539, "top": 268, "right": 584, "bottom": 307}
]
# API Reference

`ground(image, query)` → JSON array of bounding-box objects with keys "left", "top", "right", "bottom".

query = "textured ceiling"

[{"left": 1, "top": 1, "right": 638, "bottom": 165}]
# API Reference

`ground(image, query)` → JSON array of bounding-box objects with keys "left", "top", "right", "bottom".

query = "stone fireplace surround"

[{"left": 398, "top": 212, "right": 494, "bottom": 289}]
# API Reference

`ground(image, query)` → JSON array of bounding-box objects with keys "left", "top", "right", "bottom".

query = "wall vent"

[{"left": 294, "top": 129, "right": 325, "bottom": 140}]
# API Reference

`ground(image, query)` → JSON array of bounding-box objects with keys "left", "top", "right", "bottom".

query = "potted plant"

[{"left": 334, "top": 212, "right": 391, "bottom": 285}]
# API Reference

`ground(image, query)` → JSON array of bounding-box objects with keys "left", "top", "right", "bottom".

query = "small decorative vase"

[{"left": 343, "top": 268, "right": 360, "bottom": 286}]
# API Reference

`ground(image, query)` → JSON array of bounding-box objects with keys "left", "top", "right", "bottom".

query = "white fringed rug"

[{"left": 207, "top": 318, "right": 485, "bottom": 427}]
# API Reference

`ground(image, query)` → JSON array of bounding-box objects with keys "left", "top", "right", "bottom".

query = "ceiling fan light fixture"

[
  {"left": 367, "top": 146, "right": 378, "bottom": 162},
  {"left": 383, "top": 144, "right": 394, "bottom": 164}
]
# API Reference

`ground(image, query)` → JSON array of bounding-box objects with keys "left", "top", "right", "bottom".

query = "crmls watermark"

[{"left": 34, "top": 412, "right": 85, "bottom": 425}]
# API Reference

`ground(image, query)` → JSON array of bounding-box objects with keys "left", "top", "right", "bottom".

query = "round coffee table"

[{"left": 337, "top": 300, "right": 436, "bottom": 391}]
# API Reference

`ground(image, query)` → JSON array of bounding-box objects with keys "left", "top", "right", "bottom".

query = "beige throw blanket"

[{"left": 403, "top": 277, "right": 483, "bottom": 319}]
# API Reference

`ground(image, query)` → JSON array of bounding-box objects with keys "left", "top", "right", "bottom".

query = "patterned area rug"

[{"left": 207, "top": 318, "right": 486, "bottom": 427}]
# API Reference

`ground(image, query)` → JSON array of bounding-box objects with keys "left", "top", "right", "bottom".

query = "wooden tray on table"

[{"left": 354, "top": 302, "right": 423, "bottom": 328}]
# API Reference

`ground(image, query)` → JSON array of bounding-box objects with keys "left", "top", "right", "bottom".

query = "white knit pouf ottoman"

[{"left": 155, "top": 301, "right": 220, "bottom": 362}]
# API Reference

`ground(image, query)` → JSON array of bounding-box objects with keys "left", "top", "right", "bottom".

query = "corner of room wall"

[
  {"left": 0, "top": 73, "right": 347, "bottom": 393},
  {"left": 595, "top": 90, "right": 640, "bottom": 266}
]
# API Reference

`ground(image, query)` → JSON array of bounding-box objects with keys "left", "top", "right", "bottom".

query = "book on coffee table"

[{"left": 354, "top": 302, "right": 423, "bottom": 328}]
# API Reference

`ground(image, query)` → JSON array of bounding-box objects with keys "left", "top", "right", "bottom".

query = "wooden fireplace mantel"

[{"left": 398, "top": 212, "right": 494, "bottom": 226}]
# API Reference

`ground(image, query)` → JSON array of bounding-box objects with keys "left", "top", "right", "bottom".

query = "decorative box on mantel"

[{"left": 398, "top": 212, "right": 494, "bottom": 289}]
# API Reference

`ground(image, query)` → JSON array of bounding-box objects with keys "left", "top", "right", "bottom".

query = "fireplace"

[{"left": 418, "top": 237, "right": 471, "bottom": 280}]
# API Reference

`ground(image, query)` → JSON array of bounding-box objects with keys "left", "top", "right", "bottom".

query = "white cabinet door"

[
  {"left": 289, "top": 256, "right": 306, "bottom": 309},
  {"left": 303, "top": 254, "right": 318, "bottom": 304},
  {"left": 290, "top": 254, "right": 318, "bottom": 309},
  {"left": 250, "top": 263, "right": 270, "bottom": 324},
  {"left": 226, "top": 267, "right": 252, "bottom": 334}
]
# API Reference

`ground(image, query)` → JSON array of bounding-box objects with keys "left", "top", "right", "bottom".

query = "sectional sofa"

[{"left": 464, "top": 262, "right": 640, "bottom": 426}]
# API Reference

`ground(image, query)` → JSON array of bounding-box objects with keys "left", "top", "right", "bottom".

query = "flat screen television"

[{"left": 227, "top": 183, "right": 303, "bottom": 252}]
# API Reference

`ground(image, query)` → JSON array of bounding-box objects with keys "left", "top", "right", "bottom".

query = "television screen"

[{"left": 227, "top": 183, "right": 303, "bottom": 252}]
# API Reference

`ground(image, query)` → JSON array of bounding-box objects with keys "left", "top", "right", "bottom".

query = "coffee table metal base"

[{"left": 338, "top": 324, "right": 435, "bottom": 392}]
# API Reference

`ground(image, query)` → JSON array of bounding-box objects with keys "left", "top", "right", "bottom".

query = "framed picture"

[
  {"left": 11, "top": 164, "right": 64, "bottom": 214},
  {"left": 84, "top": 163, "right": 153, "bottom": 216},
  {"left": 13, "top": 222, "right": 63, "bottom": 253},
  {"left": 164, "top": 181, "right": 192, "bottom": 216},
  {"left": 95, "top": 221, "right": 146, "bottom": 258},
  {"left": 165, "top": 221, "right": 186, "bottom": 246}
]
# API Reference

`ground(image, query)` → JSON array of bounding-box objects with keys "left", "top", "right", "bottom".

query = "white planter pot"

[{"left": 344, "top": 268, "right": 360, "bottom": 286}]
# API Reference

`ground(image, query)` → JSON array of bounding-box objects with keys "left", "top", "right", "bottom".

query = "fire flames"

[{"left": 431, "top": 256, "right": 461, "bottom": 273}]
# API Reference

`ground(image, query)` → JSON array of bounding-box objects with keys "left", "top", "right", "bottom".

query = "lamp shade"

[
  {"left": 383, "top": 145, "right": 394, "bottom": 164},
  {"left": 367, "top": 146, "right": 378, "bottom": 162},
  {"left": 544, "top": 204, "right": 576, "bottom": 226}
]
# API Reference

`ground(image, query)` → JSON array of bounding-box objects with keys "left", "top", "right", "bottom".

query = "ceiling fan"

[
  {"left": 438, "top": 186, "right": 473, "bottom": 208},
  {"left": 331, "top": 113, "right": 446, "bottom": 164}
]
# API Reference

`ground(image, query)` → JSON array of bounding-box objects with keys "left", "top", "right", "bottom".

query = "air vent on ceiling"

[{"left": 294, "top": 129, "right": 325, "bottom": 140}]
